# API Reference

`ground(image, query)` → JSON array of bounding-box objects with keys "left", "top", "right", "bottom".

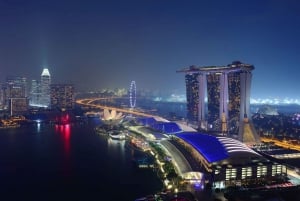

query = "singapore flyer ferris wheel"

[{"left": 129, "top": 81, "right": 136, "bottom": 108}]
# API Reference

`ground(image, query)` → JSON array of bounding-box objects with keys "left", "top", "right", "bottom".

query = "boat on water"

[
  {"left": 130, "top": 138, "right": 151, "bottom": 151},
  {"left": 132, "top": 156, "right": 155, "bottom": 169},
  {"left": 94, "top": 127, "right": 107, "bottom": 135},
  {"left": 109, "top": 131, "right": 126, "bottom": 140},
  {"left": 0, "top": 119, "right": 20, "bottom": 129}
]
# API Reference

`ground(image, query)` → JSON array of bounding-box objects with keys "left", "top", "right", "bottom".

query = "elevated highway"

[{"left": 76, "top": 98, "right": 158, "bottom": 118}]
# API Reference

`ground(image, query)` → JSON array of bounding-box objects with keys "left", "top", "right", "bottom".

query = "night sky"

[{"left": 0, "top": 0, "right": 299, "bottom": 98}]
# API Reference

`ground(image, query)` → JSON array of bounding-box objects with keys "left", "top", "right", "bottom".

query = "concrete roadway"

[{"left": 160, "top": 140, "right": 193, "bottom": 176}]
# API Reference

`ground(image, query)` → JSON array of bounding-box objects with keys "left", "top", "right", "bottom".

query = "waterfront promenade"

[{"left": 77, "top": 98, "right": 300, "bottom": 201}]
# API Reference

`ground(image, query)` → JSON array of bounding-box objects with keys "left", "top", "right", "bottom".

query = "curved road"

[
  {"left": 76, "top": 98, "right": 195, "bottom": 178},
  {"left": 160, "top": 140, "right": 193, "bottom": 175},
  {"left": 76, "top": 98, "right": 159, "bottom": 118}
]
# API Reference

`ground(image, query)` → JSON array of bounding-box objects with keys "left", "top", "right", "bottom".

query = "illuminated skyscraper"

[
  {"left": 40, "top": 68, "right": 51, "bottom": 108},
  {"left": 3, "top": 76, "right": 28, "bottom": 115},
  {"left": 6, "top": 76, "right": 27, "bottom": 97},
  {"left": 0, "top": 83, "right": 4, "bottom": 109},
  {"left": 50, "top": 84, "right": 74, "bottom": 110},
  {"left": 178, "top": 61, "right": 260, "bottom": 144},
  {"left": 184, "top": 68, "right": 200, "bottom": 122},
  {"left": 29, "top": 80, "right": 41, "bottom": 107}
]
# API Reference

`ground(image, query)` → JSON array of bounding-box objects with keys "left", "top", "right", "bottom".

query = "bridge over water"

[{"left": 77, "top": 98, "right": 161, "bottom": 119}]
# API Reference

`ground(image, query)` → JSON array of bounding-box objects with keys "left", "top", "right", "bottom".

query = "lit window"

[
  {"left": 246, "top": 167, "right": 252, "bottom": 177},
  {"left": 272, "top": 165, "right": 276, "bottom": 176},
  {"left": 242, "top": 168, "right": 246, "bottom": 179},
  {"left": 226, "top": 168, "right": 237, "bottom": 180}
]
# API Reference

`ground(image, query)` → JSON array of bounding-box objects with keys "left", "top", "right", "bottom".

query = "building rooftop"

[
  {"left": 175, "top": 132, "right": 262, "bottom": 164},
  {"left": 41, "top": 68, "right": 50, "bottom": 76},
  {"left": 177, "top": 61, "right": 254, "bottom": 74},
  {"left": 176, "top": 132, "right": 229, "bottom": 163},
  {"left": 136, "top": 117, "right": 182, "bottom": 134}
]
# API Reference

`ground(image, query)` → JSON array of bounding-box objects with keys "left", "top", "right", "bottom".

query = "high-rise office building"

[
  {"left": 0, "top": 83, "right": 6, "bottom": 109},
  {"left": 50, "top": 84, "right": 74, "bottom": 110},
  {"left": 29, "top": 80, "right": 41, "bottom": 107},
  {"left": 6, "top": 76, "right": 27, "bottom": 97},
  {"left": 178, "top": 61, "right": 260, "bottom": 144},
  {"left": 4, "top": 76, "right": 28, "bottom": 115},
  {"left": 40, "top": 68, "right": 51, "bottom": 108},
  {"left": 206, "top": 73, "right": 221, "bottom": 128},
  {"left": 184, "top": 69, "right": 200, "bottom": 122}
]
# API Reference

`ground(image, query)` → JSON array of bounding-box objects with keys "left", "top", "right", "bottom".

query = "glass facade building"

[
  {"left": 2, "top": 76, "right": 28, "bottom": 115},
  {"left": 40, "top": 68, "right": 51, "bottom": 108},
  {"left": 185, "top": 71, "right": 199, "bottom": 122},
  {"left": 50, "top": 84, "right": 75, "bottom": 110},
  {"left": 29, "top": 80, "right": 41, "bottom": 107}
]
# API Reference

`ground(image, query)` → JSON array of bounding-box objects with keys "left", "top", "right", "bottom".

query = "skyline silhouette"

[{"left": 0, "top": 0, "right": 299, "bottom": 99}]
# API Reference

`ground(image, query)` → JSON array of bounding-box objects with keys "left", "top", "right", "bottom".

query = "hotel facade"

[{"left": 178, "top": 61, "right": 260, "bottom": 143}]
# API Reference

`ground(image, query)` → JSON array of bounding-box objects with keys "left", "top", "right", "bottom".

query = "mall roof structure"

[
  {"left": 136, "top": 117, "right": 156, "bottom": 126},
  {"left": 136, "top": 117, "right": 182, "bottom": 134},
  {"left": 176, "top": 132, "right": 228, "bottom": 163},
  {"left": 217, "top": 136, "right": 260, "bottom": 158},
  {"left": 152, "top": 122, "right": 182, "bottom": 134},
  {"left": 175, "top": 132, "right": 261, "bottom": 164}
]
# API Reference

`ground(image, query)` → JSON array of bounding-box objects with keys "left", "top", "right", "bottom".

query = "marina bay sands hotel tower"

[{"left": 177, "top": 61, "right": 260, "bottom": 144}]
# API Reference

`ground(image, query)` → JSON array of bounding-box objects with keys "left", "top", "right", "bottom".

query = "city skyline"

[{"left": 0, "top": 0, "right": 299, "bottom": 99}]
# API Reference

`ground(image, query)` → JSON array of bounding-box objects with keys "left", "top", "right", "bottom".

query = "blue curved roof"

[
  {"left": 136, "top": 117, "right": 156, "bottom": 126},
  {"left": 152, "top": 122, "right": 182, "bottom": 134},
  {"left": 136, "top": 118, "right": 182, "bottom": 134},
  {"left": 175, "top": 132, "right": 229, "bottom": 163}
]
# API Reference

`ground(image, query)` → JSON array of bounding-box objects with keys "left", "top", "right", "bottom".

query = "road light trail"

[
  {"left": 261, "top": 137, "right": 300, "bottom": 152},
  {"left": 76, "top": 98, "right": 159, "bottom": 118}
]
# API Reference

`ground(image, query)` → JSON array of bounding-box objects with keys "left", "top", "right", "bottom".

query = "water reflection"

[
  {"left": 55, "top": 124, "right": 71, "bottom": 176},
  {"left": 108, "top": 138, "right": 125, "bottom": 151},
  {"left": 0, "top": 124, "right": 163, "bottom": 199},
  {"left": 37, "top": 122, "right": 41, "bottom": 132},
  {"left": 55, "top": 124, "right": 71, "bottom": 155},
  {"left": 107, "top": 138, "right": 126, "bottom": 163}
]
